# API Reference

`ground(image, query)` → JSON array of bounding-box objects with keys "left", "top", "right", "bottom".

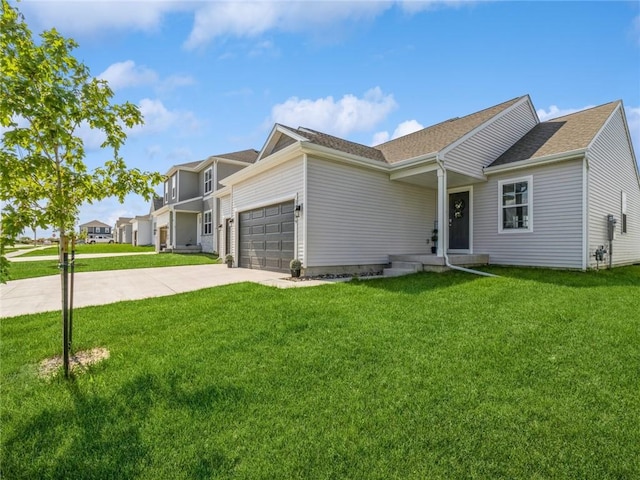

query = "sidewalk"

[
  {"left": 0, "top": 264, "right": 340, "bottom": 318},
  {"left": 7, "top": 251, "right": 157, "bottom": 262}
]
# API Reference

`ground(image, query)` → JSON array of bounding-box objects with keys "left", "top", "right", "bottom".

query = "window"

[
  {"left": 204, "top": 168, "right": 213, "bottom": 194},
  {"left": 171, "top": 175, "right": 176, "bottom": 199},
  {"left": 498, "top": 176, "right": 532, "bottom": 233},
  {"left": 164, "top": 181, "right": 169, "bottom": 203},
  {"left": 621, "top": 191, "right": 627, "bottom": 234},
  {"left": 204, "top": 210, "right": 212, "bottom": 235}
]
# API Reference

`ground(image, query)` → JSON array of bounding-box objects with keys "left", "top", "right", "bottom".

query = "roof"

[
  {"left": 152, "top": 196, "right": 164, "bottom": 211},
  {"left": 275, "top": 97, "right": 526, "bottom": 165},
  {"left": 174, "top": 160, "right": 201, "bottom": 169},
  {"left": 213, "top": 148, "right": 259, "bottom": 164},
  {"left": 79, "top": 220, "right": 111, "bottom": 228},
  {"left": 115, "top": 217, "right": 133, "bottom": 227},
  {"left": 490, "top": 101, "right": 619, "bottom": 167},
  {"left": 289, "top": 126, "right": 386, "bottom": 162},
  {"left": 376, "top": 96, "right": 525, "bottom": 164}
]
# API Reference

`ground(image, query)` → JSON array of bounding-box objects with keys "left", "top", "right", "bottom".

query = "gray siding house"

[
  {"left": 151, "top": 149, "right": 258, "bottom": 253},
  {"left": 215, "top": 95, "right": 640, "bottom": 274},
  {"left": 79, "top": 220, "right": 113, "bottom": 242},
  {"left": 114, "top": 217, "right": 133, "bottom": 244}
]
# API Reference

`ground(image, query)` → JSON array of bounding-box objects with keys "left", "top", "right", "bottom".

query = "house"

[
  {"left": 130, "top": 215, "right": 152, "bottom": 246},
  {"left": 114, "top": 217, "right": 133, "bottom": 244},
  {"left": 151, "top": 149, "right": 259, "bottom": 253},
  {"left": 79, "top": 220, "right": 113, "bottom": 242},
  {"left": 214, "top": 95, "right": 640, "bottom": 274}
]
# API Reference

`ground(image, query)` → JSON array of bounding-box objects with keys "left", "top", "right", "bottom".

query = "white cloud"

[
  {"left": 131, "top": 99, "right": 200, "bottom": 136},
  {"left": 536, "top": 104, "right": 595, "bottom": 121},
  {"left": 372, "top": 119, "right": 424, "bottom": 145},
  {"left": 268, "top": 87, "right": 397, "bottom": 136},
  {"left": 185, "top": 1, "right": 392, "bottom": 49},
  {"left": 20, "top": 1, "right": 187, "bottom": 36},
  {"left": 98, "top": 61, "right": 158, "bottom": 91}
]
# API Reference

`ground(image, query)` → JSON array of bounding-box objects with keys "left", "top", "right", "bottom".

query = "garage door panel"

[{"left": 239, "top": 201, "right": 295, "bottom": 273}]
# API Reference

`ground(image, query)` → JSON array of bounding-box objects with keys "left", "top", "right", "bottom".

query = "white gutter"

[
  {"left": 436, "top": 155, "right": 498, "bottom": 278},
  {"left": 483, "top": 148, "right": 587, "bottom": 174}
]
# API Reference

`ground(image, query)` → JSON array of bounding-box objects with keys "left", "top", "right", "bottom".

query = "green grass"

[
  {"left": 6, "top": 253, "right": 219, "bottom": 280},
  {"left": 2, "top": 266, "right": 639, "bottom": 479},
  {"left": 19, "top": 244, "right": 155, "bottom": 257}
]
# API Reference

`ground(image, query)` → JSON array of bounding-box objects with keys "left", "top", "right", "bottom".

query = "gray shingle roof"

[
  {"left": 288, "top": 126, "right": 387, "bottom": 163},
  {"left": 376, "top": 96, "right": 525, "bottom": 164},
  {"left": 152, "top": 196, "right": 164, "bottom": 211},
  {"left": 214, "top": 148, "right": 259, "bottom": 163},
  {"left": 489, "top": 101, "right": 618, "bottom": 167}
]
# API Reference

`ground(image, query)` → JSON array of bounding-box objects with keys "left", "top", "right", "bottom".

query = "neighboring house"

[
  {"left": 79, "top": 220, "right": 113, "bottom": 242},
  {"left": 151, "top": 149, "right": 259, "bottom": 253},
  {"left": 215, "top": 95, "right": 640, "bottom": 274},
  {"left": 114, "top": 217, "right": 133, "bottom": 244},
  {"left": 130, "top": 215, "right": 152, "bottom": 246}
]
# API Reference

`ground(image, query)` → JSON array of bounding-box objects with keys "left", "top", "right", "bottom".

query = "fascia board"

[
  {"left": 220, "top": 142, "right": 303, "bottom": 186},
  {"left": 256, "top": 124, "right": 308, "bottom": 162},
  {"left": 483, "top": 148, "right": 587, "bottom": 174},
  {"left": 389, "top": 162, "right": 438, "bottom": 181},
  {"left": 388, "top": 152, "right": 438, "bottom": 169},
  {"left": 214, "top": 186, "right": 231, "bottom": 198},
  {"left": 440, "top": 96, "right": 532, "bottom": 157}
]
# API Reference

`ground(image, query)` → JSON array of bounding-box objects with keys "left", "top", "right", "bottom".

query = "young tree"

[{"left": 0, "top": 1, "right": 163, "bottom": 377}]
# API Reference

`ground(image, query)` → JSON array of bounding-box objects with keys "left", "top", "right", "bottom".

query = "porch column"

[
  {"left": 171, "top": 210, "right": 176, "bottom": 249},
  {"left": 437, "top": 166, "right": 446, "bottom": 257}
]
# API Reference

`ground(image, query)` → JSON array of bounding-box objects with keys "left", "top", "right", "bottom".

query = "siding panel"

[
  {"left": 307, "top": 157, "right": 435, "bottom": 267},
  {"left": 475, "top": 160, "right": 584, "bottom": 268},
  {"left": 446, "top": 101, "right": 538, "bottom": 177},
  {"left": 588, "top": 108, "right": 640, "bottom": 266}
]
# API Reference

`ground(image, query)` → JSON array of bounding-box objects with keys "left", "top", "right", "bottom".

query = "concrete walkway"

[{"left": 0, "top": 264, "right": 340, "bottom": 318}]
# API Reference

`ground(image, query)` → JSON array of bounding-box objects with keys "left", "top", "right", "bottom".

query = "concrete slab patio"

[{"left": 0, "top": 264, "right": 339, "bottom": 318}]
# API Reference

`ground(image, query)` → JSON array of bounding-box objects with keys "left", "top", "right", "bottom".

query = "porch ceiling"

[{"left": 393, "top": 170, "right": 485, "bottom": 189}]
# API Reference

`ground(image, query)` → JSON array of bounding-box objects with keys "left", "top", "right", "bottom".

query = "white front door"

[{"left": 196, "top": 213, "right": 202, "bottom": 245}]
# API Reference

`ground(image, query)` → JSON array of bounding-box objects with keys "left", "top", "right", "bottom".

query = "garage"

[{"left": 238, "top": 201, "right": 295, "bottom": 272}]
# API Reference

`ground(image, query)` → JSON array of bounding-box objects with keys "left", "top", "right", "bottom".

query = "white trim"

[
  {"left": 203, "top": 210, "right": 213, "bottom": 235},
  {"left": 303, "top": 153, "right": 308, "bottom": 267},
  {"left": 484, "top": 149, "right": 586, "bottom": 174},
  {"left": 498, "top": 175, "right": 533, "bottom": 234},
  {"left": 390, "top": 162, "right": 438, "bottom": 181},
  {"left": 171, "top": 174, "right": 177, "bottom": 199},
  {"left": 582, "top": 157, "right": 590, "bottom": 269},
  {"left": 447, "top": 185, "right": 473, "bottom": 253},
  {"left": 196, "top": 212, "right": 202, "bottom": 245}
]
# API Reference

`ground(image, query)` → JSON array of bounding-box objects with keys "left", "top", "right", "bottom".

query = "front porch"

[{"left": 385, "top": 253, "right": 490, "bottom": 276}]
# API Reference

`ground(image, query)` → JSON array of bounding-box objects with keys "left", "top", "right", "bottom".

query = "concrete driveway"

[{"left": 0, "top": 264, "right": 336, "bottom": 318}]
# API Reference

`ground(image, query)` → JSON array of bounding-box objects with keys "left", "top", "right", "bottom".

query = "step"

[
  {"left": 383, "top": 267, "right": 416, "bottom": 278},
  {"left": 391, "top": 261, "right": 423, "bottom": 272}
]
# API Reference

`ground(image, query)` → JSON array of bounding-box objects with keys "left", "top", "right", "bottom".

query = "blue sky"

[{"left": 13, "top": 0, "right": 640, "bottom": 237}]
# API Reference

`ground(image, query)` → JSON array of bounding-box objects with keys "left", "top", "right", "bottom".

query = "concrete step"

[
  {"left": 391, "top": 261, "right": 423, "bottom": 272},
  {"left": 383, "top": 267, "right": 416, "bottom": 278}
]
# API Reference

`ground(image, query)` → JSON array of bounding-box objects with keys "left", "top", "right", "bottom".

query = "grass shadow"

[
  {"left": 346, "top": 270, "right": 484, "bottom": 294},
  {"left": 1, "top": 371, "right": 243, "bottom": 479}
]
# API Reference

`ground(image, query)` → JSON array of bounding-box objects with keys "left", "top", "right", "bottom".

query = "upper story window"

[
  {"left": 164, "top": 181, "right": 169, "bottom": 203},
  {"left": 204, "top": 168, "right": 213, "bottom": 194},
  {"left": 498, "top": 176, "right": 532, "bottom": 233},
  {"left": 171, "top": 175, "right": 176, "bottom": 199}
]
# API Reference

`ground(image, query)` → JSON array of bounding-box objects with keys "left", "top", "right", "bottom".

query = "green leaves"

[{"left": 0, "top": 0, "right": 161, "bottom": 282}]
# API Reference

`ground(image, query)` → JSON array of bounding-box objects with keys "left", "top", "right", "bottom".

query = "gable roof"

[
  {"left": 213, "top": 148, "right": 259, "bottom": 164},
  {"left": 489, "top": 101, "right": 619, "bottom": 167},
  {"left": 288, "top": 126, "right": 387, "bottom": 163},
  {"left": 79, "top": 220, "right": 111, "bottom": 228},
  {"left": 377, "top": 96, "right": 526, "bottom": 164}
]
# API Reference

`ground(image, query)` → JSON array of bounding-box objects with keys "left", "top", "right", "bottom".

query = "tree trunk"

[{"left": 60, "top": 234, "right": 70, "bottom": 377}]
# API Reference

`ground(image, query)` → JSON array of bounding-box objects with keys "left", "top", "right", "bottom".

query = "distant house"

[
  {"left": 130, "top": 215, "right": 152, "bottom": 246},
  {"left": 213, "top": 95, "right": 640, "bottom": 274},
  {"left": 151, "top": 149, "right": 259, "bottom": 253},
  {"left": 114, "top": 217, "right": 133, "bottom": 244},
  {"left": 79, "top": 220, "right": 113, "bottom": 242}
]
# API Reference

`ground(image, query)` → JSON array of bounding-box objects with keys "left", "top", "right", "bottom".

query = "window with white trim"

[
  {"left": 164, "top": 181, "right": 169, "bottom": 203},
  {"left": 204, "top": 168, "right": 213, "bottom": 194},
  {"left": 498, "top": 176, "right": 532, "bottom": 233},
  {"left": 171, "top": 175, "right": 176, "bottom": 199},
  {"left": 203, "top": 210, "right": 212, "bottom": 235}
]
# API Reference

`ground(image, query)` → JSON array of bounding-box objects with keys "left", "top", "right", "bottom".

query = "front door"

[{"left": 449, "top": 191, "right": 470, "bottom": 251}]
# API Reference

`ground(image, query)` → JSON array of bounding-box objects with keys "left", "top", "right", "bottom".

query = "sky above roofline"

[{"left": 7, "top": 0, "right": 640, "bottom": 237}]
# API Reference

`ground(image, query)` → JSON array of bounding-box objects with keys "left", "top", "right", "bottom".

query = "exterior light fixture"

[{"left": 294, "top": 204, "right": 302, "bottom": 218}]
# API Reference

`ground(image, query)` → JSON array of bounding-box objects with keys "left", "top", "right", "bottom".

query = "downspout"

[{"left": 435, "top": 155, "right": 498, "bottom": 278}]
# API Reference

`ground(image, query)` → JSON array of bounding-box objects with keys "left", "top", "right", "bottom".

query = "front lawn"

[
  {"left": 1, "top": 267, "right": 638, "bottom": 479},
  {"left": 19, "top": 244, "right": 155, "bottom": 256},
  {"left": 6, "top": 253, "right": 219, "bottom": 280}
]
